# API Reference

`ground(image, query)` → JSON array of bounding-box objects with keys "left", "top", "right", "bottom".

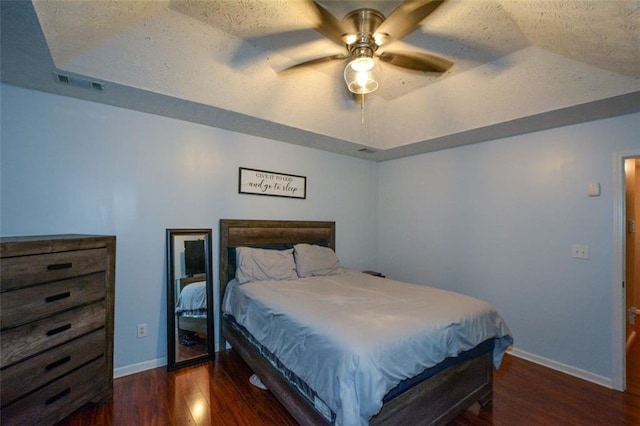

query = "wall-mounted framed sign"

[{"left": 238, "top": 167, "right": 306, "bottom": 199}]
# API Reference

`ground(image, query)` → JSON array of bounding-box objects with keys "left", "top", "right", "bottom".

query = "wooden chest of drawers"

[{"left": 0, "top": 235, "right": 115, "bottom": 425}]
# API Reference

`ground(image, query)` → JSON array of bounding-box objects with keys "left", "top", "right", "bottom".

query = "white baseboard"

[
  {"left": 508, "top": 347, "right": 613, "bottom": 389},
  {"left": 114, "top": 356, "right": 167, "bottom": 378}
]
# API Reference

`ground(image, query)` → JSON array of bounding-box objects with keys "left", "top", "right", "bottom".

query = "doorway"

[
  {"left": 614, "top": 151, "right": 640, "bottom": 392},
  {"left": 625, "top": 158, "right": 640, "bottom": 395}
]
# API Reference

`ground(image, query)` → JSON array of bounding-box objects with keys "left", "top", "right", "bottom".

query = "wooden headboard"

[
  {"left": 218, "top": 219, "right": 335, "bottom": 312},
  {"left": 179, "top": 275, "right": 206, "bottom": 292}
]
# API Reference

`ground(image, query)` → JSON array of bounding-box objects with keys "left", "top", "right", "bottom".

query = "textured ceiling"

[{"left": 1, "top": 0, "right": 638, "bottom": 161}]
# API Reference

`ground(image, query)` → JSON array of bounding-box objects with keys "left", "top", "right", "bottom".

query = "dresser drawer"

[
  {"left": 0, "top": 301, "right": 105, "bottom": 368},
  {"left": 0, "top": 248, "right": 107, "bottom": 291},
  {"left": 0, "top": 356, "right": 107, "bottom": 426},
  {"left": 1, "top": 273, "right": 106, "bottom": 329},
  {"left": 0, "top": 328, "right": 106, "bottom": 406}
]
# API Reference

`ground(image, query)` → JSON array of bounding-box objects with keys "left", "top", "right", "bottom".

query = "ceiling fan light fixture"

[
  {"left": 343, "top": 34, "right": 359, "bottom": 45},
  {"left": 373, "top": 33, "right": 389, "bottom": 46},
  {"left": 344, "top": 48, "right": 380, "bottom": 94}
]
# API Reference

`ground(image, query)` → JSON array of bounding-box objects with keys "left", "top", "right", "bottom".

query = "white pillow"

[
  {"left": 235, "top": 247, "right": 298, "bottom": 284},
  {"left": 294, "top": 244, "right": 343, "bottom": 277}
]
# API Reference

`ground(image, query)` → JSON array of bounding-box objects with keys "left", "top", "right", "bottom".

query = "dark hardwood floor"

[
  {"left": 175, "top": 329, "right": 208, "bottom": 363},
  {"left": 59, "top": 351, "right": 640, "bottom": 426}
]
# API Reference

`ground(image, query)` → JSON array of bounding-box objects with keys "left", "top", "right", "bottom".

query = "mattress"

[{"left": 223, "top": 270, "right": 513, "bottom": 425}]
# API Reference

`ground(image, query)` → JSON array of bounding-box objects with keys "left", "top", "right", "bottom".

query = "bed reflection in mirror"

[{"left": 166, "top": 229, "right": 213, "bottom": 370}]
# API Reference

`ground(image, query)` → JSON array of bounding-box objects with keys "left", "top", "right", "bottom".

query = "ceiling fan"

[{"left": 281, "top": 0, "right": 453, "bottom": 95}]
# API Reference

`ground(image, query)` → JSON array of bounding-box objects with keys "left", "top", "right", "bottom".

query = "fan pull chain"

[{"left": 361, "top": 94, "right": 365, "bottom": 125}]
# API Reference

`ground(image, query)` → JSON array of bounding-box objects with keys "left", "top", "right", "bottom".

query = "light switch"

[{"left": 588, "top": 183, "right": 600, "bottom": 197}]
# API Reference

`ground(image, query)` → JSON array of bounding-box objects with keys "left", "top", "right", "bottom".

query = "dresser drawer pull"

[
  {"left": 45, "top": 291, "right": 71, "bottom": 303},
  {"left": 47, "top": 262, "right": 73, "bottom": 271},
  {"left": 45, "top": 388, "right": 71, "bottom": 405},
  {"left": 45, "top": 355, "right": 72, "bottom": 371},
  {"left": 46, "top": 323, "right": 71, "bottom": 336}
]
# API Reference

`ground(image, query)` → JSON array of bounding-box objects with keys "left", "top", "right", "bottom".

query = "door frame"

[{"left": 613, "top": 149, "right": 640, "bottom": 391}]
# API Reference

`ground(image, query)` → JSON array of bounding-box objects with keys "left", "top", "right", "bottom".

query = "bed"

[
  {"left": 175, "top": 275, "right": 208, "bottom": 344},
  {"left": 219, "top": 219, "right": 512, "bottom": 425}
]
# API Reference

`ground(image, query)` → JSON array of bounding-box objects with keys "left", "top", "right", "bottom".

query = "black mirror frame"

[{"left": 166, "top": 228, "right": 214, "bottom": 371}]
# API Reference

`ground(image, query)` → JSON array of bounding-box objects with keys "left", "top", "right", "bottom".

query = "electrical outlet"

[
  {"left": 571, "top": 244, "right": 590, "bottom": 259},
  {"left": 137, "top": 323, "right": 148, "bottom": 338}
]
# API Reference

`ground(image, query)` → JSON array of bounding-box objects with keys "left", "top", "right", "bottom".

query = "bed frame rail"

[{"left": 223, "top": 317, "right": 329, "bottom": 425}]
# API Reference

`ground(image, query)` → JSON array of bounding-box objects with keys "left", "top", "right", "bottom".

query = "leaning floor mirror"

[{"left": 166, "top": 229, "right": 214, "bottom": 370}]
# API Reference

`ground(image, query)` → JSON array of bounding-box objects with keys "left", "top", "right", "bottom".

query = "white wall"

[
  {"left": 0, "top": 84, "right": 378, "bottom": 372},
  {"left": 377, "top": 112, "right": 640, "bottom": 382}
]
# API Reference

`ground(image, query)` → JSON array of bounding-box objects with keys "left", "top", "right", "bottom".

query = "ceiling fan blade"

[
  {"left": 377, "top": 51, "right": 453, "bottom": 73},
  {"left": 278, "top": 54, "right": 348, "bottom": 75},
  {"left": 375, "top": 0, "right": 445, "bottom": 45},
  {"left": 304, "top": 1, "right": 348, "bottom": 46}
]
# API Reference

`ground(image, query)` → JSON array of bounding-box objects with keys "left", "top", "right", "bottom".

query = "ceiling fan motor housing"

[{"left": 342, "top": 9, "right": 386, "bottom": 55}]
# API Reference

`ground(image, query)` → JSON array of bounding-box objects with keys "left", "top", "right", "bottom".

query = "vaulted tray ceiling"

[{"left": 1, "top": 1, "right": 638, "bottom": 160}]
